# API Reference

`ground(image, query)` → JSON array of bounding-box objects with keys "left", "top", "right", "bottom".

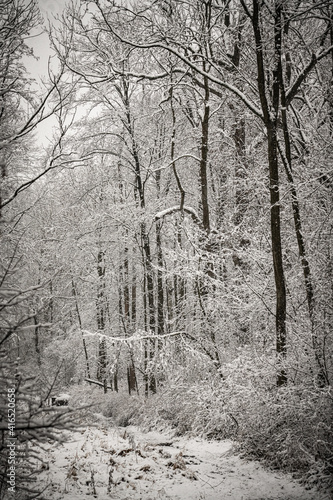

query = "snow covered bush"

[
  {"left": 114, "top": 350, "right": 332, "bottom": 494},
  {"left": 0, "top": 354, "right": 79, "bottom": 500},
  {"left": 230, "top": 382, "right": 333, "bottom": 491},
  {"left": 103, "top": 392, "right": 142, "bottom": 427},
  {"left": 62, "top": 351, "right": 332, "bottom": 494},
  {"left": 218, "top": 352, "right": 333, "bottom": 491}
]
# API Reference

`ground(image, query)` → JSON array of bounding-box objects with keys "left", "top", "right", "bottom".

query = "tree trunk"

[
  {"left": 96, "top": 247, "right": 107, "bottom": 393},
  {"left": 329, "top": 7, "right": 333, "bottom": 132},
  {"left": 120, "top": 78, "right": 157, "bottom": 394},
  {"left": 33, "top": 312, "right": 41, "bottom": 367},
  {"left": 267, "top": 124, "right": 287, "bottom": 386},
  {"left": 233, "top": 116, "right": 247, "bottom": 225},
  {"left": 252, "top": 0, "right": 287, "bottom": 385},
  {"left": 143, "top": 273, "right": 149, "bottom": 397},
  {"left": 155, "top": 142, "right": 165, "bottom": 342},
  {"left": 278, "top": 45, "right": 328, "bottom": 385},
  {"left": 199, "top": 70, "right": 211, "bottom": 235},
  {"left": 156, "top": 221, "right": 164, "bottom": 339},
  {"left": 72, "top": 278, "right": 91, "bottom": 379}
]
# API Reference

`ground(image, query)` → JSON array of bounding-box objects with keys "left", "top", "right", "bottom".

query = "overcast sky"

[
  {"left": 25, "top": 0, "right": 68, "bottom": 79},
  {"left": 24, "top": 0, "right": 69, "bottom": 145}
]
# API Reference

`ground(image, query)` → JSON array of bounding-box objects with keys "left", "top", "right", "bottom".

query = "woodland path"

[{"left": 34, "top": 417, "right": 326, "bottom": 500}]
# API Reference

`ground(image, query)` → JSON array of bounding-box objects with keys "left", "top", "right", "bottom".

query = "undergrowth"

[
  {"left": 96, "top": 353, "right": 333, "bottom": 496},
  {"left": 68, "top": 353, "right": 332, "bottom": 496}
]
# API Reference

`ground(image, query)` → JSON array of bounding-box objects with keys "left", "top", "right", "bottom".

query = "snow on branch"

[
  {"left": 286, "top": 45, "right": 333, "bottom": 105},
  {"left": 85, "top": 378, "right": 113, "bottom": 389},
  {"left": 82, "top": 330, "right": 184, "bottom": 343},
  {"left": 154, "top": 205, "right": 201, "bottom": 225},
  {"left": 107, "top": 29, "right": 263, "bottom": 118}
]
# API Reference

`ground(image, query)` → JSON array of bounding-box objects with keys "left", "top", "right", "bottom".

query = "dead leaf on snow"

[{"left": 140, "top": 464, "right": 151, "bottom": 472}]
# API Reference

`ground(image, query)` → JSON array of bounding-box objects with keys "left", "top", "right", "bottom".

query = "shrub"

[{"left": 115, "top": 351, "right": 333, "bottom": 494}]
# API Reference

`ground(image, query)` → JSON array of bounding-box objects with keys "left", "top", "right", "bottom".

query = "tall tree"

[{"left": 100, "top": 0, "right": 333, "bottom": 384}]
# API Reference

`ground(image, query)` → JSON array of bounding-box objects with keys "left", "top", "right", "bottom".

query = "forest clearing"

[{"left": 1, "top": 0, "right": 333, "bottom": 498}]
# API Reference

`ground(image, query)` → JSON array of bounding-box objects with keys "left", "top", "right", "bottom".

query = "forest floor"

[{"left": 33, "top": 414, "right": 327, "bottom": 500}]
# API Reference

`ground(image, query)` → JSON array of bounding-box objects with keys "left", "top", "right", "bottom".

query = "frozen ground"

[{"left": 33, "top": 418, "right": 327, "bottom": 500}]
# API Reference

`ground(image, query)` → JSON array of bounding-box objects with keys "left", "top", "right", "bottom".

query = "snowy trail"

[{"left": 34, "top": 422, "right": 324, "bottom": 500}]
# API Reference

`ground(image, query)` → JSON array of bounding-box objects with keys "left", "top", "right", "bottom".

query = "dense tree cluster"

[
  {"left": 0, "top": 1, "right": 80, "bottom": 498},
  {"left": 43, "top": 0, "right": 333, "bottom": 390},
  {"left": 1, "top": 0, "right": 332, "bottom": 496}
]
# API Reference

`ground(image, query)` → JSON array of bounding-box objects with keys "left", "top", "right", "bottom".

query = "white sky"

[
  {"left": 24, "top": 0, "right": 69, "bottom": 146},
  {"left": 26, "top": 0, "right": 68, "bottom": 79}
]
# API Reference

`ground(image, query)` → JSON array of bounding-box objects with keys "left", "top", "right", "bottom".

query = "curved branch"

[
  {"left": 154, "top": 205, "right": 201, "bottom": 226},
  {"left": 105, "top": 28, "right": 263, "bottom": 119},
  {"left": 286, "top": 45, "right": 333, "bottom": 105}
]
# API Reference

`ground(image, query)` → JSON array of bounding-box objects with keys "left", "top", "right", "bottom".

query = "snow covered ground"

[{"left": 33, "top": 418, "right": 326, "bottom": 500}]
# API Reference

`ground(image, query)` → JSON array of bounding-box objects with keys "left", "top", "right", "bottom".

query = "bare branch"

[{"left": 286, "top": 45, "right": 333, "bottom": 105}]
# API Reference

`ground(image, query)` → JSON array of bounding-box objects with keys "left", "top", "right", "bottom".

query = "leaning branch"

[
  {"left": 82, "top": 330, "right": 184, "bottom": 343},
  {"left": 154, "top": 205, "right": 201, "bottom": 225},
  {"left": 286, "top": 45, "right": 333, "bottom": 105},
  {"left": 0, "top": 153, "right": 92, "bottom": 210},
  {"left": 85, "top": 378, "right": 113, "bottom": 389},
  {"left": 0, "top": 67, "right": 66, "bottom": 151}
]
